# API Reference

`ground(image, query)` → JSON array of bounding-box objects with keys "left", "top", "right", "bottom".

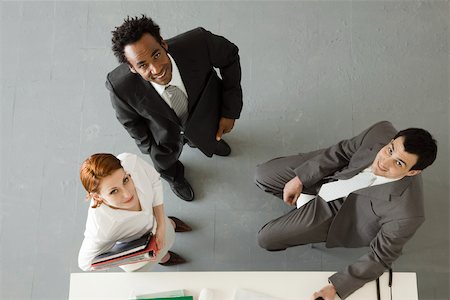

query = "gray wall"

[{"left": 1, "top": 1, "right": 449, "bottom": 299}]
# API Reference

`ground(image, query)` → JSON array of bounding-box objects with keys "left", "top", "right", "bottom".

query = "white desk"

[{"left": 69, "top": 271, "right": 417, "bottom": 300}]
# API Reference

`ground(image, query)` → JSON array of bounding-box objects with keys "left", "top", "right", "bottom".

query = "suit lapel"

[
  {"left": 353, "top": 175, "right": 412, "bottom": 201},
  {"left": 331, "top": 142, "right": 412, "bottom": 201},
  {"left": 332, "top": 146, "right": 380, "bottom": 179},
  {"left": 136, "top": 76, "right": 180, "bottom": 125},
  {"left": 168, "top": 44, "right": 203, "bottom": 113}
]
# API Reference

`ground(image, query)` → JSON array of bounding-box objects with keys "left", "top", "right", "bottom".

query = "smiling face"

[
  {"left": 124, "top": 33, "right": 172, "bottom": 85},
  {"left": 371, "top": 136, "right": 421, "bottom": 179},
  {"left": 93, "top": 168, "right": 141, "bottom": 211}
]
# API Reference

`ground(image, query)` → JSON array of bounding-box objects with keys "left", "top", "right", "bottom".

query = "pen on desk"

[
  {"left": 389, "top": 268, "right": 393, "bottom": 287},
  {"left": 376, "top": 277, "right": 381, "bottom": 300},
  {"left": 389, "top": 268, "right": 393, "bottom": 300}
]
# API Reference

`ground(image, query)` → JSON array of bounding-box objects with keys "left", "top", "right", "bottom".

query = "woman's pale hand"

[{"left": 155, "top": 227, "right": 166, "bottom": 251}]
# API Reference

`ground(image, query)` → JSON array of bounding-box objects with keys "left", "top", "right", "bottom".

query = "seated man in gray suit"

[
  {"left": 254, "top": 121, "right": 437, "bottom": 300},
  {"left": 106, "top": 16, "right": 243, "bottom": 201}
]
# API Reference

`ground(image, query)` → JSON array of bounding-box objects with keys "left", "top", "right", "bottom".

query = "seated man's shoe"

[
  {"left": 159, "top": 251, "right": 186, "bottom": 266},
  {"left": 169, "top": 216, "right": 192, "bottom": 232},
  {"left": 214, "top": 139, "right": 231, "bottom": 156},
  {"left": 169, "top": 177, "right": 194, "bottom": 201}
]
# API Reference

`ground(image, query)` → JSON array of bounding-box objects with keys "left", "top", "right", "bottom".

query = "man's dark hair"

[
  {"left": 394, "top": 128, "right": 437, "bottom": 170},
  {"left": 111, "top": 15, "right": 163, "bottom": 64}
]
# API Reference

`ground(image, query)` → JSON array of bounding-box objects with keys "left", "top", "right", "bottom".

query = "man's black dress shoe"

[
  {"left": 169, "top": 177, "right": 194, "bottom": 201},
  {"left": 168, "top": 216, "right": 192, "bottom": 232},
  {"left": 214, "top": 139, "right": 231, "bottom": 156},
  {"left": 158, "top": 251, "right": 186, "bottom": 266}
]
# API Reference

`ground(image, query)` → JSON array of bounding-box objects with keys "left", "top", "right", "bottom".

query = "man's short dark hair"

[
  {"left": 394, "top": 128, "right": 437, "bottom": 170},
  {"left": 111, "top": 15, "right": 163, "bottom": 64}
]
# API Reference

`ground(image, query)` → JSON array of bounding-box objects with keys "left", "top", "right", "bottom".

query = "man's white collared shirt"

[
  {"left": 296, "top": 167, "right": 400, "bottom": 209},
  {"left": 150, "top": 54, "right": 188, "bottom": 108}
]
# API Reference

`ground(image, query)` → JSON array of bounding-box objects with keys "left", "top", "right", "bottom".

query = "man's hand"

[
  {"left": 216, "top": 117, "right": 235, "bottom": 141},
  {"left": 283, "top": 176, "right": 303, "bottom": 206},
  {"left": 311, "top": 284, "right": 337, "bottom": 300}
]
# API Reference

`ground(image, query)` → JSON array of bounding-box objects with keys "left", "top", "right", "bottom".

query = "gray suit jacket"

[{"left": 295, "top": 121, "right": 425, "bottom": 299}]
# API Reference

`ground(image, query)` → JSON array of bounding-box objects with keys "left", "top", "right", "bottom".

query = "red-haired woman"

[{"left": 78, "top": 152, "right": 191, "bottom": 271}]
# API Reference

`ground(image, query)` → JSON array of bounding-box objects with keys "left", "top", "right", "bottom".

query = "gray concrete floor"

[{"left": 1, "top": 1, "right": 449, "bottom": 299}]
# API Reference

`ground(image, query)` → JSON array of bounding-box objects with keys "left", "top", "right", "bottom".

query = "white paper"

[
  {"left": 128, "top": 289, "right": 184, "bottom": 299},
  {"left": 296, "top": 194, "right": 316, "bottom": 209},
  {"left": 234, "top": 288, "right": 284, "bottom": 300},
  {"left": 199, "top": 288, "right": 215, "bottom": 300}
]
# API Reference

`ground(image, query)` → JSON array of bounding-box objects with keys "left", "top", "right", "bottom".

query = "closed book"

[
  {"left": 135, "top": 290, "right": 185, "bottom": 299},
  {"left": 91, "top": 234, "right": 157, "bottom": 270},
  {"left": 91, "top": 253, "right": 153, "bottom": 271},
  {"left": 92, "top": 231, "right": 153, "bottom": 264}
]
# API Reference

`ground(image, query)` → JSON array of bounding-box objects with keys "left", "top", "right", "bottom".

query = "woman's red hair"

[{"left": 79, "top": 153, "right": 122, "bottom": 208}]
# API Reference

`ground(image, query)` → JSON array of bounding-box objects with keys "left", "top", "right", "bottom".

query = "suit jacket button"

[{"left": 180, "top": 131, "right": 184, "bottom": 135}]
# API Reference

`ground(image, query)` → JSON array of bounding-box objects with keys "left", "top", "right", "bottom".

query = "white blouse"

[{"left": 78, "top": 153, "right": 163, "bottom": 271}]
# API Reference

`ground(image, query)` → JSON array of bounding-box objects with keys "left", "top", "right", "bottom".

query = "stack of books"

[{"left": 91, "top": 231, "right": 157, "bottom": 271}]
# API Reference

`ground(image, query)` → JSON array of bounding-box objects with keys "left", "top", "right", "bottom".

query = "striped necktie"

[{"left": 164, "top": 85, "right": 188, "bottom": 124}]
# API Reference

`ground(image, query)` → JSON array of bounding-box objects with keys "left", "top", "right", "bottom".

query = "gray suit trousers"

[{"left": 255, "top": 153, "right": 342, "bottom": 251}]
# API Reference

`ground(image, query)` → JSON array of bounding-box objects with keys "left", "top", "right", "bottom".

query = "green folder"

[{"left": 138, "top": 297, "right": 193, "bottom": 300}]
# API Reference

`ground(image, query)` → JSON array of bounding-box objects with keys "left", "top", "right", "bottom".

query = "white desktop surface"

[{"left": 69, "top": 271, "right": 417, "bottom": 300}]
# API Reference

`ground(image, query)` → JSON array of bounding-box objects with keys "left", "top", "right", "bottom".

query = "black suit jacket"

[{"left": 106, "top": 28, "right": 243, "bottom": 171}]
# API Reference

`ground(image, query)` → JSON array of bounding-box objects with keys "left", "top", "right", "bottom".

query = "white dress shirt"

[
  {"left": 150, "top": 54, "right": 188, "bottom": 108},
  {"left": 78, "top": 153, "right": 163, "bottom": 271},
  {"left": 296, "top": 167, "right": 399, "bottom": 208}
]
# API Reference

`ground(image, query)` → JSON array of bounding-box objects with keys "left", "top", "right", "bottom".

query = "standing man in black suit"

[{"left": 106, "top": 16, "right": 243, "bottom": 201}]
